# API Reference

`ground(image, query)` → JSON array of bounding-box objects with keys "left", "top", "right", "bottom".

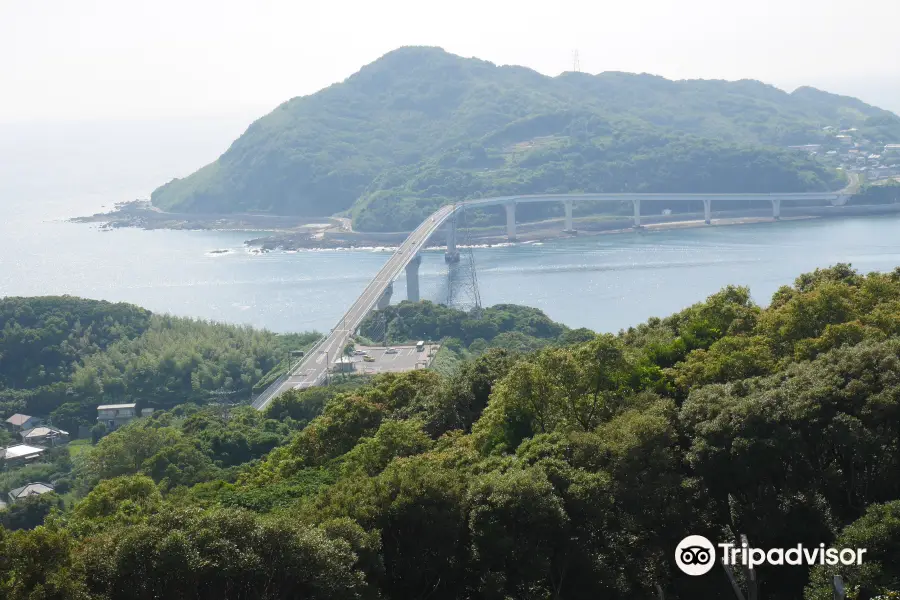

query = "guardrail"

[{"left": 251, "top": 334, "right": 329, "bottom": 411}]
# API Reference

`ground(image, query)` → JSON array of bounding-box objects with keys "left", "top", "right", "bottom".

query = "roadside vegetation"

[{"left": 2, "top": 264, "right": 900, "bottom": 598}]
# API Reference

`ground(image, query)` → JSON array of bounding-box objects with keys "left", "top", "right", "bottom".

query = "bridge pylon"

[
  {"left": 445, "top": 211, "right": 460, "bottom": 263},
  {"left": 406, "top": 254, "right": 421, "bottom": 302},
  {"left": 446, "top": 203, "right": 482, "bottom": 312}
]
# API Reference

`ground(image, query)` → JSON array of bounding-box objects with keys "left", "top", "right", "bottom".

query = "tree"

[
  {"left": 75, "top": 506, "right": 366, "bottom": 600},
  {"left": 0, "top": 521, "right": 89, "bottom": 600},
  {"left": 0, "top": 493, "right": 63, "bottom": 531},
  {"left": 805, "top": 501, "right": 900, "bottom": 600}
]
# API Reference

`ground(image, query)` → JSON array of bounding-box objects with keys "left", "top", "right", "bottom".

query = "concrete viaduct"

[
  {"left": 407, "top": 191, "right": 847, "bottom": 302},
  {"left": 253, "top": 190, "right": 847, "bottom": 409}
]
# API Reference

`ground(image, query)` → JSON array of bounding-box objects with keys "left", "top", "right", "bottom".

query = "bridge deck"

[{"left": 253, "top": 191, "right": 847, "bottom": 410}]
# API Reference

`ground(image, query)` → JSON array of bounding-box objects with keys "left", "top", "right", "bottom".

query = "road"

[
  {"left": 256, "top": 203, "right": 457, "bottom": 408},
  {"left": 253, "top": 190, "right": 851, "bottom": 411}
]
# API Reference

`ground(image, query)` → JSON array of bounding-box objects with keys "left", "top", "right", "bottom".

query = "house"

[
  {"left": 8, "top": 482, "right": 54, "bottom": 504},
  {"left": 97, "top": 403, "right": 137, "bottom": 430},
  {"left": 885, "top": 144, "right": 900, "bottom": 153},
  {"left": 20, "top": 426, "right": 69, "bottom": 447},
  {"left": 5, "top": 414, "right": 40, "bottom": 432},
  {"left": 1, "top": 444, "right": 45, "bottom": 465}
]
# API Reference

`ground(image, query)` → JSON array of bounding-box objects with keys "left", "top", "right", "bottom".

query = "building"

[
  {"left": 885, "top": 144, "right": 900, "bottom": 153},
  {"left": 1, "top": 444, "right": 45, "bottom": 465},
  {"left": 20, "top": 426, "right": 69, "bottom": 447},
  {"left": 332, "top": 356, "right": 356, "bottom": 373},
  {"left": 8, "top": 482, "right": 54, "bottom": 504},
  {"left": 97, "top": 403, "right": 137, "bottom": 430},
  {"left": 5, "top": 414, "right": 40, "bottom": 432}
]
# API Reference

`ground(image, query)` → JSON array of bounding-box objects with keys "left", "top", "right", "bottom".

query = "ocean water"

[{"left": 3, "top": 118, "right": 900, "bottom": 334}]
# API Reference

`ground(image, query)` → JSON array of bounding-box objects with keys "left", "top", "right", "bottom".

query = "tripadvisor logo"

[{"left": 675, "top": 535, "right": 868, "bottom": 576}]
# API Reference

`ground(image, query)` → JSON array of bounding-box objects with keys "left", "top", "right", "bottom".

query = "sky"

[{"left": 2, "top": 0, "right": 900, "bottom": 124}]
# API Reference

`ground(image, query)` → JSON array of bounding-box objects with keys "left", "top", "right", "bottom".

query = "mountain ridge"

[{"left": 150, "top": 46, "right": 900, "bottom": 231}]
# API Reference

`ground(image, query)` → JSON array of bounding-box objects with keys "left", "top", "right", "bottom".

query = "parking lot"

[{"left": 342, "top": 344, "right": 440, "bottom": 375}]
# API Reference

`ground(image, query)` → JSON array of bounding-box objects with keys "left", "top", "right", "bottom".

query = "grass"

[{"left": 67, "top": 439, "right": 92, "bottom": 459}]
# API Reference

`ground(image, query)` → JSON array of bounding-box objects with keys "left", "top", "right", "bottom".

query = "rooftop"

[
  {"left": 5, "top": 414, "right": 34, "bottom": 426},
  {"left": 22, "top": 426, "right": 69, "bottom": 438},
  {"left": 8, "top": 482, "right": 54, "bottom": 500},
  {"left": 2, "top": 444, "right": 45, "bottom": 459},
  {"left": 97, "top": 403, "right": 137, "bottom": 410}
]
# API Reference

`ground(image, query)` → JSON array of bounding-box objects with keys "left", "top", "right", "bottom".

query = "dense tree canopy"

[
  {"left": 0, "top": 297, "right": 317, "bottom": 433},
  {"left": 149, "top": 47, "right": 898, "bottom": 231},
  {"left": 4, "top": 263, "right": 900, "bottom": 598}
]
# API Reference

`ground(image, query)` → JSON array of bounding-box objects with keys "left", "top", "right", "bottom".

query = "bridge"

[{"left": 252, "top": 190, "right": 847, "bottom": 410}]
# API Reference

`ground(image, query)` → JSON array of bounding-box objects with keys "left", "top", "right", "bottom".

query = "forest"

[
  {"left": 148, "top": 47, "right": 900, "bottom": 231},
  {"left": 0, "top": 296, "right": 317, "bottom": 441},
  {"left": 1, "top": 264, "right": 900, "bottom": 599}
]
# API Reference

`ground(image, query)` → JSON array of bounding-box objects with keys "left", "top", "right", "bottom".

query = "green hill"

[{"left": 150, "top": 46, "right": 900, "bottom": 231}]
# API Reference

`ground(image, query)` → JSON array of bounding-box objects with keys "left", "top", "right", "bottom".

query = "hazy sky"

[{"left": 3, "top": 0, "right": 899, "bottom": 123}]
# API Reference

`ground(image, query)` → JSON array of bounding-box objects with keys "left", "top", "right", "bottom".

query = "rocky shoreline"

[{"left": 72, "top": 201, "right": 900, "bottom": 252}]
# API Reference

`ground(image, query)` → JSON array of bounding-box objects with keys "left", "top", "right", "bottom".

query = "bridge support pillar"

[
  {"left": 377, "top": 282, "right": 392, "bottom": 310},
  {"left": 505, "top": 202, "right": 517, "bottom": 242},
  {"left": 703, "top": 199, "right": 711, "bottom": 225},
  {"left": 771, "top": 198, "right": 781, "bottom": 220},
  {"left": 632, "top": 199, "right": 641, "bottom": 228},
  {"left": 405, "top": 254, "right": 421, "bottom": 302},
  {"left": 445, "top": 219, "right": 459, "bottom": 263},
  {"left": 563, "top": 200, "right": 575, "bottom": 233}
]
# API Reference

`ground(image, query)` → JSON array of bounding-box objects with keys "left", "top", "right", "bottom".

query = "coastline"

[{"left": 71, "top": 200, "right": 900, "bottom": 252}]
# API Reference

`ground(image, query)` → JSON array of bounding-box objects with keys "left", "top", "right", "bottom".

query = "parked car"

[
  {"left": 385, "top": 347, "right": 398, "bottom": 354},
  {"left": 363, "top": 355, "right": 375, "bottom": 362}
]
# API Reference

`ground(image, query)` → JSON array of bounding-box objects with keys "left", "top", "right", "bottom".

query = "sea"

[{"left": 2, "top": 116, "right": 900, "bottom": 335}]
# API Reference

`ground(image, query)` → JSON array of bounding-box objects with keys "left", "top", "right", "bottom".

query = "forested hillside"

[
  {"left": 150, "top": 46, "right": 900, "bottom": 231},
  {"left": 3, "top": 264, "right": 900, "bottom": 599},
  {"left": 0, "top": 297, "right": 316, "bottom": 437}
]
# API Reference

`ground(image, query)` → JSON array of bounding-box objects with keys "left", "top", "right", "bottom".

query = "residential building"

[
  {"left": 8, "top": 482, "right": 54, "bottom": 504},
  {"left": 1, "top": 444, "right": 45, "bottom": 465},
  {"left": 19, "top": 426, "right": 69, "bottom": 447},
  {"left": 5, "top": 414, "right": 40, "bottom": 432},
  {"left": 97, "top": 403, "right": 138, "bottom": 430},
  {"left": 885, "top": 144, "right": 900, "bottom": 153}
]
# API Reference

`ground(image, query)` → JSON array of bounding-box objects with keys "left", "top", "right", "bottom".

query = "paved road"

[
  {"left": 256, "top": 203, "right": 457, "bottom": 409},
  {"left": 254, "top": 190, "right": 850, "bottom": 411}
]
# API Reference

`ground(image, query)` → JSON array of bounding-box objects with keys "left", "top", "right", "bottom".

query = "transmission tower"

[
  {"left": 367, "top": 310, "right": 389, "bottom": 347},
  {"left": 573, "top": 49, "right": 581, "bottom": 73},
  {"left": 446, "top": 203, "right": 482, "bottom": 314}
]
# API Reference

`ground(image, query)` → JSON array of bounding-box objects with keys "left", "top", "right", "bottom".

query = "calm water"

[{"left": 3, "top": 118, "right": 900, "bottom": 334}]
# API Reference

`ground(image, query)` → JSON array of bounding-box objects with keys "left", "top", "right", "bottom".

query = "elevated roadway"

[{"left": 253, "top": 190, "right": 848, "bottom": 410}]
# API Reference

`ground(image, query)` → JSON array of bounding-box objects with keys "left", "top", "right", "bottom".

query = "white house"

[{"left": 97, "top": 403, "right": 138, "bottom": 430}]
